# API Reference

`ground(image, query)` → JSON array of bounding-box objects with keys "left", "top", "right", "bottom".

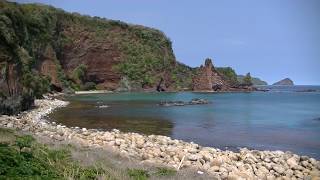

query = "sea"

[{"left": 49, "top": 85, "right": 320, "bottom": 159}]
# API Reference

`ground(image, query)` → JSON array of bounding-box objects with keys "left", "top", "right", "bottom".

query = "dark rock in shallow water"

[
  {"left": 188, "top": 98, "right": 209, "bottom": 105},
  {"left": 158, "top": 98, "right": 209, "bottom": 107},
  {"left": 296, "top": 89, "right": 317, "bottom": 92},
  {"left": 313, "top": 117, "right": 320, "bottom": 121},
  {"left": 256, "top": 88, "right": 270, "bottom": 92}
]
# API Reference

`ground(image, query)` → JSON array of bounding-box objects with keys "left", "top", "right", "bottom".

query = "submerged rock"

[{"left": 158, "top": 98, "right": 209, "bottom": 107}]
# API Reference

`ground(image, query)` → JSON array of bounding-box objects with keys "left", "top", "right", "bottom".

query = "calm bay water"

[{"left": 50, "top": 86, "right": 320, "bottom": 158}]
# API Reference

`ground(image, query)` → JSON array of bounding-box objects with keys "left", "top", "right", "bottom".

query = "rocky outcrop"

[
  {"left": 273, "top": 78, "right": 294, "bottom": 86},
  {"left": 192, "top": 58, "right": 230, "bottom": 91},
  {"left": 61, "top": 28, "right": 123, "bottom": 90},
  {"left": 39, "top": 46, "right": 62, "bottom": 90}
]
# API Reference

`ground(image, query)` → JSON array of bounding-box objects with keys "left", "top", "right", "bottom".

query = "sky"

[{"left": 14, "top": 0, "right": 320, "bottom": 85}]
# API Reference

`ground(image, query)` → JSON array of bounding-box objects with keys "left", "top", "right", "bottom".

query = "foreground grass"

[
  {"left": 0, "top": 128, "right": 178, "bottom": 180},
  {"left": 0, "top": 129, "right": 109, "bottom": 179}
]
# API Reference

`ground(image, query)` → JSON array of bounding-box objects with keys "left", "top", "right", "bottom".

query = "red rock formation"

[
  {"left": 39, "top": 46, "right": 61, "bottom": 89},
  {"left": 192, "top": 58, "right": 230, "bottom": 91},
  {"left": 60, "top": 27, "right": 122, "bottom": 90}
]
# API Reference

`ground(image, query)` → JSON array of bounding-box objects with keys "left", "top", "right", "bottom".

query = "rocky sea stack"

[{"left": 273, "top": 78, "right": 294, "bottom": 86}]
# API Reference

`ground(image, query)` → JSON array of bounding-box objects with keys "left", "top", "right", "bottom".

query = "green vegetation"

[
  {"left": 216, "top": 67, "right": 239, "bottom": 85},
  {"left": 216, "top": 67, "right": 268, "bottom": 86},
  {"left": 0, "top": 128, "right": 181, "bottom": 179},
  {"left": 0, "top": 0, "right": 180, "bottom": 100},
  {"left": 171, "top": 62, "right": 196, "bottom": 90},
  {"left": 72, "top": 64, "right": 87, "bottom": 84},
  {"left": 127, "top": 167, "right": 176, "bottom": 180},
  {"left": 237, "top": 75, "right": 268, "bottom": 85},
  {"left": 114, "top": 27, "right": 175, "bottom": 87},
  {"left": 154, "top": 167, "right": 177, "bottom": 176},
  {"left": 242, "top": 72, "right": 253, "bottom": 86},
  {"left": 15, "top": 135, "right": 34, "bottom": 152},
  {"left": 127, "top": 169, "right": 149, "bottom": 180},
  {"left": 82, "top": 82, "right": 96, "bottom": 91},
  {"left": 0, "top": 129, "right": 109, "bottom": 179},
  {"left": 0, "top": 1, "right": 61, "bottom": 101}
]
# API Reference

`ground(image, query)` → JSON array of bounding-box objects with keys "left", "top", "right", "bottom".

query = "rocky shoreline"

[{"left": 0, "top": 97, "right": 319, "bottom": 179}]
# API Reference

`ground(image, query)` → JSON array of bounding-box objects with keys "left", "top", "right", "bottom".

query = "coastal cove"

[
  {"left": 50, "top": 86, "right": 320, "bottom": 159},
  {"left": 0, "top": 91, "right": 319, "bottom": 179}
]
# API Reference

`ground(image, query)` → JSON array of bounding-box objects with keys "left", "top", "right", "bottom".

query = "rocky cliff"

[
  {"left": 0, "top": 1, "right": 182, "bottom": 99},
  {"left": 273, "top": 78, "right": 294, "bottom": 86}
]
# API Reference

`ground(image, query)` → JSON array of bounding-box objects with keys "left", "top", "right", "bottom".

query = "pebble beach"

[{"left": 0, "top": 97, "right": 319, "bottom": 180}]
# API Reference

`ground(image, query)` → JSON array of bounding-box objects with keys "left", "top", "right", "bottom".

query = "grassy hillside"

[
  {"left": 216, "top": 67, "right": 238, "bottom": 85},
  {"left": 216, "top": 66, "right": 267, "bottom": 86},
  {"left": 237, "top": 75, "right": 268, "bottom": 85}
]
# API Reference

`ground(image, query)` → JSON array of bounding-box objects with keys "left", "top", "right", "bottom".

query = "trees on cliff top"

[{"left": 243, "top": 72, "right": 253, "bottom": 86}]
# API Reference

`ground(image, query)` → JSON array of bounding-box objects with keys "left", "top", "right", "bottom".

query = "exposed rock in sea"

[
  {"left": 158, "top": 98, "right": 210, "bottom": 107},
  {"left": 273, "top": 78, "right": 294, "bottom": 86}
]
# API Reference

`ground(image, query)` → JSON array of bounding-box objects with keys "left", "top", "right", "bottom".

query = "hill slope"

[
  {"left": 237, "top": 75, "right": 268, "bottom": 85},
  {"left": 0, "top": 0, "right": 184, "bottom": 98}
]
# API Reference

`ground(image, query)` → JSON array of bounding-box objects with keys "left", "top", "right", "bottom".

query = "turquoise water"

[{"left": 50, "top": 86, "right": 320, "bottom": 158}]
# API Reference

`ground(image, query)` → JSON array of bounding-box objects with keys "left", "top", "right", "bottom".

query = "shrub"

[
  {"left": 0, "top": 132, "right": 111, "bottom": 179},
  {"left": 72, "top": 64, "right": 87, "bottom": 84},
  {"left": 81, "top": 82, "right": 96, "bottom": 91},
  {"left": 242, "top": 72, "right": 253, "bottom": 86},
  {"left": 216, "top": 67, "right": 239, "bottom": 85},
  {"left": 155, "top": 167, "right": 176, "bottom": 176},
  {"left": 15, "top": 135, "right": 35, "bottom": 151},
  {"left": 0, "top": 94, "right": 34, "bottom": 115}
]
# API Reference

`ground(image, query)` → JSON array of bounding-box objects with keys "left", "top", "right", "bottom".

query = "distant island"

[{"left": 272, "top": 78, "right": 294, "bottom": 86}]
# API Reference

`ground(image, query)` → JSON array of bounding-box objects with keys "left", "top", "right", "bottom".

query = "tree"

[
  {"left": 216, "top": 67, "right": 238, "bottom": 85},
  {"left": 243, "top": 72, "right": 253, "bottom": 86},
  {"left": 72, "top": 64, "right": 87, "bottom": 84}
]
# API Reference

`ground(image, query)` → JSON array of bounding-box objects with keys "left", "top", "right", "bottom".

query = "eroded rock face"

[
  {"left": 39, "top": 46, "right": 62, "bottom": 90},
  {"left": 61, "top": 27, "right": 122, "bottom": 90},
  {"left": 192, "top": 58, "right": 229, "bottom": 91}
]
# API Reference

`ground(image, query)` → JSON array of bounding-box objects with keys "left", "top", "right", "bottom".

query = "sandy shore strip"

[
  {"left": 75, "top": 90, "right": 113, "bottom": 95},
  {"left": 0, "top": 97, "right": 319, "bottom": 179}
]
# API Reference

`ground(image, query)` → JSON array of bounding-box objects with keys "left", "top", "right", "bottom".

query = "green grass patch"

[
  {"left": 0, "top": 128, "right": 15, "bottom": 144},
  {"left": 127, "top": 169, "right": 149, "bottom": 180},
  {"left": 0, "top": 128, "right": 112, "bottom": 179},
  {"left": 155, "top": 167, "right": 176, "bottom": 177}
]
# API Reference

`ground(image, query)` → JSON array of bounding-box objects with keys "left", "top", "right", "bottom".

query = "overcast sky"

[{"left": 15, "top": 0, "right": 320, "bottom": 85}]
